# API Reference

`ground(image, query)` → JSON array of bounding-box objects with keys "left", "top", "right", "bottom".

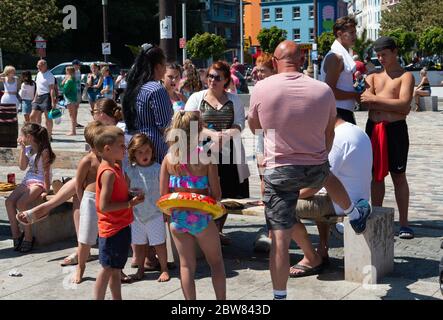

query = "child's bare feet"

[
  {"left": 157, "top": 271, "right": 170, "bottom": 282},
  {"left": 71, "top": 264, "right": 85, "bottom": 284}
]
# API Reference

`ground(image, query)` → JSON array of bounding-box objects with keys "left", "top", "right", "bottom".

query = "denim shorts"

[
  {"left": 22, "top": 100, "right": 32, "bottom": 114},
  {"left": 98, "top": 225, "right": 131, "bottom": 269},
  {"left": 263, "top": 162, "right": 330, "bottom": 230}
]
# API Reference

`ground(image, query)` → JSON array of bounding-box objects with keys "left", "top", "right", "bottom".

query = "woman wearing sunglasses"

[{"left": 184, "top": 61, "right": 250, "bottom": 245}]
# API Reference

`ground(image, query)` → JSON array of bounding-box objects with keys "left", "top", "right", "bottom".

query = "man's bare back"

[
  {"left": 364, "top": 68, "right": 414, "bottom": 123},
  {"left": 81, "top": 152, "right": 101, "bottom": 193}
]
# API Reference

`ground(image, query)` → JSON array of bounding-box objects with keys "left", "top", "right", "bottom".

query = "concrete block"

[
  {"left": 418, "top": 96, "right": 438, "bottom": 111},
  {"left": 344, "top": 206, "right": 395, "bottom": 284},
  {"left": 32, "top": 201, "right": 76, "bottom": 246}
]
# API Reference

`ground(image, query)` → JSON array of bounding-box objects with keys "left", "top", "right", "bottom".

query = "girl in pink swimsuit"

[{"left": 160, "top": 110, "right": 226, "bottom": 300}]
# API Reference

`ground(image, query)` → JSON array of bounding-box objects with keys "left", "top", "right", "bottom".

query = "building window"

[
  {"left": 213, "top": 5, "right": 219, "bottom": 17},
  {"left": 224, "top": 8, "right": 232, "bottom": 18},
  {"left": 262, "top": 8, "right": 270, "bottom": 21},
  {"left": 309, "top": 5, "right": 314, "bottom": 19},
  {"left": 275, "top": 7, "right": 283, "bottom": 20},
  {"left": 309, "top": 28, "right": 314, "bottom": 42},
  {"left": 293, "top": 6, "right": 300, "bottom": 19},
  {"left": 225, "top": 27, "right": 232, "bottom": 40},
  {"left": 293, "top": 28, "right": 300, "bottom": 42}
]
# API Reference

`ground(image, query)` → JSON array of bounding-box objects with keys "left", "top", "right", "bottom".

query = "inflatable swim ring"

[{"left": 157, "top": 192, "right": 226, "bottom": 219}]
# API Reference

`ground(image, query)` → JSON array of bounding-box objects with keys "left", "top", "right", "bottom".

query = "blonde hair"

[
  {"left": 166, "top": 111, "right": 202, "bottom": 167},
  {"left": 93, "top": 126, "right": 124, "bottom": 153},
  {"left": 420, "top": 68, "right": 428, "bottom": 77},
  {"left": 2, "top": 65, "right": 16, "bottom": 77},
  {"left": 65, "top": 66, "right": 75, "bottom": 76},
  {"left": 84, "top": 121, "right": 105, "bottom": 148},
  {"left": 127, "top": 133, "right": 155, "bottom": 164}
]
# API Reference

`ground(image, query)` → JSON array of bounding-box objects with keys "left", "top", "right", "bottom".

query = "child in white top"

[
  {"left": 19, "top": 71, "right": 36, "bottom": 122},
  {"left": 6, "top": 123, "right": 55, "bottom": 253},
  {"left": 126, "top": 133, "right": 170, "bottom": 282}
]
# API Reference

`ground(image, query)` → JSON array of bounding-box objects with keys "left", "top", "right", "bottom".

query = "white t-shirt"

[
  {"left": 324, "top": 122, "right": 373, "bottom": 214},
  {"left": 36, "top": 71, "right": 55, "bottom": 95},
  {"left": 19, "top": 83, "right": 36, "bottom": 100}
]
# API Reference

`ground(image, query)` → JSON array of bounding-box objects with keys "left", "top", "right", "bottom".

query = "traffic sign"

[
  {"left": 179, "top": 38, "right": 186, "bottom": 49},
  {"left": 34, "top": 35, "right": 47, "bottom": 49},
  {"left": 102, "top": 42, "right": 111, "bottom": 55},
  {"left": 311, "top": 50, "right": 318, "bottom": 61}
]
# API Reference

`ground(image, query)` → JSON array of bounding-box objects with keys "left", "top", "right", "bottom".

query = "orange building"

[{"left": 243, "top": 0, "right": 261, "bottom": 47}]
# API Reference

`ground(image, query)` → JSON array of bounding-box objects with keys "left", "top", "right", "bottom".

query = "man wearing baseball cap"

[{"left": 360, "top": 36, "right": 415, "bottom": 239}]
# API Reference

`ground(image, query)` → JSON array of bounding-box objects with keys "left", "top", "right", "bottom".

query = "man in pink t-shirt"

[{"left": 248, "top": 40, "right": 371, "bottom": 300}]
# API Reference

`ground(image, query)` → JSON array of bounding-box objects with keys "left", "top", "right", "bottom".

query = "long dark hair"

[
  {"left": 21, "top": 71, "right": 34, "bottom": 86},
  {"left": 21, "top": 123, "right": 56, "bottom": 172},
  {"left": 123, "top": 43, "right": 166, "bottom": 132}
]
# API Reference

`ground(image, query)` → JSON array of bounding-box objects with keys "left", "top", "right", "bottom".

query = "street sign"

[
  {"left": 36, "top": 48, "right": 46, "bottom": 58},
  {"left": 311, "top": 50, "right": 318, "bottom": 61},
  {"left": 34, "top": 35, "right": 47, "bottom": 49},
  {"left": 160, "top": 16, "right": 173, "bottom": 39},
  {"left": 102, "top": 42, "right": 111, "bottom": 55},
  {"left": 179, "top": 38, "right": 186, "bottom": 49}
]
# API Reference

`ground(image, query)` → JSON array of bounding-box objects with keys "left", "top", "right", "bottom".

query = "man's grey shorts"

[
  {"left": 263, "top": 162, "right": 330, "bottom": 230},
  {"left": 32, "top": 93, "right": 51, "bottom": 112}
]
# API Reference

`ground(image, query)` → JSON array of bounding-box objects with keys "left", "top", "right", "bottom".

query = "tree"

[
  {"left": 353, "top": 29, "right": 373, "bottom": 61},
  {"left": 257, "top": 26, "right": 287, "bottom": 54},
  {"left": 383, "top": 29, "right": 417, "bottom": 62},
  {"left": 186, "top": 33, "right": 226, "bottom": 60},
  {"left": 419, "top": 27, "right": 443, "bottom": 56},
  {"left": 317, "top": 32, "right": 335, "bottom": 56},
  {"left": 0, "top": 0, "right": 62, "bottom": 53},
  {"left": 381, "top": 0, "right": 443, "bottom": 35}
]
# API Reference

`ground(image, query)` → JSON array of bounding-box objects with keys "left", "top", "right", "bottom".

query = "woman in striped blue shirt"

[{"left": 123, "top": 44, "right": 173, "bottom": 163}]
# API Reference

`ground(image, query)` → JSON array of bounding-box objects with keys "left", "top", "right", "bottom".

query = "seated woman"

[{"left": 413, "top": 68, "right": 431, "bottom": 111}]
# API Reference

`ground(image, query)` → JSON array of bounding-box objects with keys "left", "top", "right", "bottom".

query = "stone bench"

[
  {"left": 223, "top": 196, "right": 395, "bottom": 284},
  {"left": 415, "top": 96, "right": 438, "bottom": 112},
  {"left": 1, "top": 192, "right": 76, "bottom": 247}
]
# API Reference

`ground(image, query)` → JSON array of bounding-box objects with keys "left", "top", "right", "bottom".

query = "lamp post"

[
  {"left": 240, "top": 0, "right": 244, "bottom": 64},
  {"left": 102, "top": 0, "right": 109, "bottom": 63},
  {"left": 313, "top": 0, "right": 318, "bottom": 79},
  {"left": 182, "top": 1, "right": 187, "bottom": 64},
  {"left": 159, "top": 0, "right": 177, "bottom": 62}
]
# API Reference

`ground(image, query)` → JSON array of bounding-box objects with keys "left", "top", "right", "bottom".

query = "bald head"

[
  {"left": 272, "top": 40, "right": 304, "bottom": 73},
  {"left": 37, "top": 59, "right": 48, "bottom": 72}
]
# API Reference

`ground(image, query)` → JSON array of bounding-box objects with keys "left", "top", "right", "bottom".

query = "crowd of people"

[{"left": 3, "top": 15, "right": 419, "bottom": 300}]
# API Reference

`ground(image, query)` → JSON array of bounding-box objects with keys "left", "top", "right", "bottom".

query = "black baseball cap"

[
  {"left": 72, "top": 59, "right": 81, "bottom": 65},
  {"left": 373, "top": 36, "right": 397, "bottom": 52}
]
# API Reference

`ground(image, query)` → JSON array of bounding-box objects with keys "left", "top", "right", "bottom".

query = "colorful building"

[
  {"left": 260, "top": 0, "right": 348, "bottom": 44},
  {"left": 244, "top": 0, "right": 262, "bottom": 48}
]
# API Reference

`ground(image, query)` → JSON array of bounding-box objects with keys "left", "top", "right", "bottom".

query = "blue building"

[
  {"left": 260, "top": 0, "right": 348, "bottom": 44},
  {"left": 200, "top": 0, "right": 240, "bottom": 61}
]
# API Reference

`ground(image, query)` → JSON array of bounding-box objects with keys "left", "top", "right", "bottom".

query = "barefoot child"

[
  {"left": 7, "top": 123, "right": 55, "bottom": 253},
  {"left": 94, "top": 126, "right": 144, "bottom": 300},
  {"left": 71, "top": 121, "right": 104, "bottom": 283},
  {"left": 126, "top": 133, "right": 170, "bottom": 282},
  {"left": 160, "top": 111, "right": 226, "bottom": 300}
]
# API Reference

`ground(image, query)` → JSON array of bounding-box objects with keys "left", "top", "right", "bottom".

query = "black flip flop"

[
  {"left": 19, "top": 237, "right": 35, "bottom": 253},
  {"left": 289, "top": 263, "right": 324, "bottom": 278}
]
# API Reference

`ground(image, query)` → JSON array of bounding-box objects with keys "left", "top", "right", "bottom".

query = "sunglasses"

[{"left": 207, "top": 73, "right": 223, "bottom": 82}]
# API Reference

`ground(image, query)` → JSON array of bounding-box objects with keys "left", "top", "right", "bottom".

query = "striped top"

[
  {"left": 134, "top": 81, "right": 173, "bottom": 163},
  {"left": 200, "top": 100, "right": 234, "bottom": 131}
]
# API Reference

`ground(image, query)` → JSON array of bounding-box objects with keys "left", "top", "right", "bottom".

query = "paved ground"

[{"left": 0, "top": 101, "right": 442, "bottom": 300}]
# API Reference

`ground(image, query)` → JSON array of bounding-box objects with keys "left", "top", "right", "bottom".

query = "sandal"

[
  {"left": 13, "top": 232, "right": 25, "bottom": 251},
  {"left": 16, "top": 210, "right": 47, "bottom": 226},
  {"left": 19, "top": 237, "right": 35, "bottom": 253},
  {"left": 398, "top": 226, "right": 414, "bottom": 239},
  {"left": 121, "top": 271, "right": 133, "bottom": 283},
  {"left": 60, "top": 252, "right": 78, "bottom": 266},
  {"left": 289, "top": 263, "right": 324, "bottom": 278}
]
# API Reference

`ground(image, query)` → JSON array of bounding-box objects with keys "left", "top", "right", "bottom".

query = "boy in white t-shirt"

[{"left": 289, "top": 115, "right": 373, "bottom": 277}]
